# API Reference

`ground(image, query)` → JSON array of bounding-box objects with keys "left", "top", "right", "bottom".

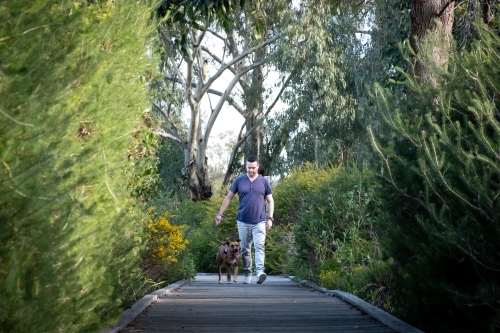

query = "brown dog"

[{"left": 216, "top": 239, "right": 241, "bottom": 283}]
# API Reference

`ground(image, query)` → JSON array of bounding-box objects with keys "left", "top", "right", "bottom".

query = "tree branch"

[
  {"left": 203, "top": 57, "right": 268, "bottom": 149},
  {"left": 201, "top": 46, "right": 236, "bottom": 75},
  {"left": 159, "top": 29, "right": 186, "bottom": 87},
  {"left": 152, "top": 102, "right": 185, "bottom": 144},
  {"left": 200, "top": 33, "right": 280, "bottom": 98},
  {"left": 208, "top": 29, "right": 226, "bottom": 42},
  {"left": 356, "top": 30, "right": 372, "bottom": 35},
  {"left": 163, "top": 75, "right": 244, "bottom": 112},
  {"left": 151, "top": 128, "right": 184, "bottom": 144},
  {"left": 222, "top": 121, "right": 247, "bottom": 185}
]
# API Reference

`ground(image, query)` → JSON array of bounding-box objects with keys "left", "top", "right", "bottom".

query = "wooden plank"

[{"left": 119, "top": 274, "right": 397, "bottom": 333}]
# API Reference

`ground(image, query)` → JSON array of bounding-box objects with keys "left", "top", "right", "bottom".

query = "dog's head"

[{"left": 224, "top": 239, "right": 241, "bottom": 256}]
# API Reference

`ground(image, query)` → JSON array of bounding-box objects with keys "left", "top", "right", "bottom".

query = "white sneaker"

[
  {"left": 243, "top": 275, "right": 252, "bottom": 284},
  {"left": 257, "top": 273, "right": 267, "bottom": 284}
]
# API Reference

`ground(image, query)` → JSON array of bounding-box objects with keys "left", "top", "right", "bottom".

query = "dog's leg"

[
  {"left": 233, "top": 263, "right": 238, "bottom": 283},
  {"left": 218, "top": 263, "right": 224, "bottom": 283},
  {"left": 225, "top": 263, "right": 232, "bottom": 283},
  {"left": 216, "top": 253, "right": 223, "bottom": 283}
]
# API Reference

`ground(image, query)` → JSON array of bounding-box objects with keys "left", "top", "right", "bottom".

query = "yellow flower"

[{"left": 144, "top": 208, "right": 188, "bottom": 265}]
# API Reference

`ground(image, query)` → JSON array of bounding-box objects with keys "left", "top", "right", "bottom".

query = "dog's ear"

[
  {"left": 236, "top": 238, "right": 241, "bottom": 242},
  {"left": 225, "top": 241, "right": 230, "bottom": 245}
]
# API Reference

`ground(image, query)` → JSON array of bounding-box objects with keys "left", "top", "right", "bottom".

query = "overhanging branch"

[{"left": 200, "top": 33, "right": 280, "bottom": 98}]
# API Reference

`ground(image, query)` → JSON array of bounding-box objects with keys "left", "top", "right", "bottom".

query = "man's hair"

[{"left": 246, "top": 155, "right": 260, "bottom": 164}]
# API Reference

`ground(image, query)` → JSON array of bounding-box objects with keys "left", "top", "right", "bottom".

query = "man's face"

[{"left": 246, "top": 161, "right": 259, "bottom": 177}]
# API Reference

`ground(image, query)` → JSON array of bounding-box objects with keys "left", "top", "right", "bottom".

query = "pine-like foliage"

[
  {"left": 371, "top": 26, "right": 500, "bottom": 332},
  {"left": 0, "top": 1, "right": 155, "bottom": 332}
]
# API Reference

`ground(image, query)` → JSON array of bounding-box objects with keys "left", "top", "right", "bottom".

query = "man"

[{"left": 215, "top": 155, "right": 274, "bottom": 284}]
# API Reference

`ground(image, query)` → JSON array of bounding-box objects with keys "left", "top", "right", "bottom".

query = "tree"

[
  {"left": 152, "top": 0, "right": 293, "bottom": 199},
  {"left": 264, "top": 0, "right": 368, "bottom": 174},
  {"left": 219, "top": 0, "right": 292, "bottom": 182}
]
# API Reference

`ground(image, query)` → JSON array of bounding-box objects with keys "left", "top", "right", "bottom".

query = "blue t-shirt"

[{"left": 230, "top": 175, "right": 272, "bottom": 224}]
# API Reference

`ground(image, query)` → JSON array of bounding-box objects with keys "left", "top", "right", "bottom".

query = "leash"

[{"left": 214, "top": 214, "right": 228, "bottom": 244}]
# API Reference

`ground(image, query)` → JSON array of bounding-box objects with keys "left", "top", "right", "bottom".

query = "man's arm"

[
  {"left": 215, "top": 191, "right": 235, "bottom": 224},
  {"left": 265, "top": 194, "right": 274, "bottom": 229}
]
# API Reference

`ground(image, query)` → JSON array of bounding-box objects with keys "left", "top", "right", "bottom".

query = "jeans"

[{"left": 237, "top": 220, "right": 266, "bottom": 276}]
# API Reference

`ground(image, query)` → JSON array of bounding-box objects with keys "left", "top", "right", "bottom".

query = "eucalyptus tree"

[
  {"left": 152, "top": 0, "right": 296, "bottom": 198},
  {"left": 219, "top": 0, "right": 296, "bottom": 183},
  {"left": 264, "top": 0, "right": 371, "bottom": 175}
]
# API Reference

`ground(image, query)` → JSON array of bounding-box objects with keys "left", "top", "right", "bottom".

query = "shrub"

[
  {"left": 273, "top": 162, "right": 341, "bottom": 226},
  {"left": 0, "top": 2, "right": 154, "bottom": 332},
  {"left": 319, "top": 260, "right": 394, "bottom": 312},
  {"left": 265, "top": 224, "right": 297, "bottom": 275},
  {"left": 144, "top": 208, "right": 188, "bottom": 264},
  {"left": 282, "top": 165, "right": 383, "bottom": 273},
  {"left": 272, "top": 164, "right": 388, "bottom": 300},
  {"left": 141, "top": 208, "right": 191, "bottom": 284}
]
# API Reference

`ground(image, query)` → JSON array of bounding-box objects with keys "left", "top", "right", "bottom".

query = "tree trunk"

[
  {"left": 481, "top": 0, "right": 492, "bottom": 24},
  {"left": 181, "top": 101, "right": 213, "bottom": 201},
  {"left": 410, "top": 0, "right": 454, "bottom": 84}
]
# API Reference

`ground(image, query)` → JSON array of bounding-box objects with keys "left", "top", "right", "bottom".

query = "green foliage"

[
  {"left": 140, "top": 207, "right": 195, "bottom": 284},
  {"left": 371, "top": 25, "right": 500, "bottom": 332},
  {"left": 156, "top": 139, "right": 189, "bottom": 197},
  {"left": 264, "top": 224, "right": 297, "bottom": 275},
  {"left": 271, "top": 164, "right": 393, "bottom": 309},
  {"left": 297, "top": 169, "right": 381, "bottom": 271},
  {"left": 267, "top": 2, "right": 360, "bottom": 173},
  {"left": 0, "top": 1, "right": 155, "bottom": 332},
  {"left": 155, "top": 0, "right": 261, "bottom": 60},
  {"left": 319, "top": 260, "right": 394, "bottom": 311},
  {"left": 273, "top": 163, "right": 342, "bottom": 225},
  {"left": 273, "top": 164, "right": 386, "bottom": 282},
  {"left": 129, "top": 128, "right": 162, "bottom": 202}
]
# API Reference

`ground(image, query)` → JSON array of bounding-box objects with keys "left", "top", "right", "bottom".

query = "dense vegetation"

[
  {"left": 0, "top": 1, "right": 158, "bottom": 332},
  {"left": 371, "top": 28, "right": 500, "bottom": 332}
]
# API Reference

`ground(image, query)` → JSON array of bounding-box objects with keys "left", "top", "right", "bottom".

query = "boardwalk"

[{"left": 109, "top": 274, "right": 423, "bottom": 333}]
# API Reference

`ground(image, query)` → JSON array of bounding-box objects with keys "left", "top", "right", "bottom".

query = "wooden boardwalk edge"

[
  {"left": 298, "top": 280, "right": 425, "bottom": 333},
  {"left": 100, "top": 275, "right": 425, "bottom": 333},
  {"left": 99, "top": 280, "right": 187, "bottom": 333}
]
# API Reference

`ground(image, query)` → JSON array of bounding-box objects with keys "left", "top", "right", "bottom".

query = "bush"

[
  {"left": 319, "top": 260, "right": 394, "bottom": 312},
  {"left": 275, "top": 165, "right": 383, "bottom": 272},
  {"left": 265, "top": 224, "right": 297, "bottom": 275},
  {"left": 143, "top": 208, "right": 188, "bottom": 265},
  {"left": 273, "top": 162, "right": 341, "bottom": 226},
  {"left": 272, "top": 164, "right": 388, "bottom": 297},
  {"left": 140, "top": 207, "right": 193, "bottom": 286}
]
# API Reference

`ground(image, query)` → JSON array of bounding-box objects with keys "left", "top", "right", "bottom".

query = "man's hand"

[{"left": 215, "top": 213, "right": 224, "bottom": 225}]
